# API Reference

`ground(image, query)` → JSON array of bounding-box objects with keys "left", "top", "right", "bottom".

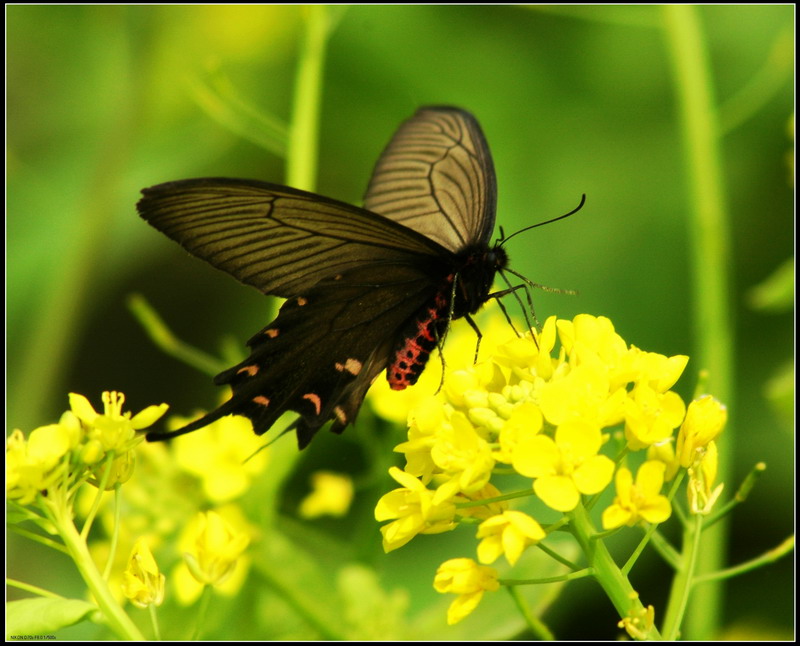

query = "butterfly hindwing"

[
  {"left": 169, "top": 261, "right": 446, "bottom": 448},
  {"left": 364, "top": 106, "right": 497, "bottom": 252}
]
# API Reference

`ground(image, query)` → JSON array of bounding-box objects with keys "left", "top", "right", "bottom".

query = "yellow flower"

[
  {"left": 429, "top": 412, "right": 495, "bottom": 496},
  {"left": 454, "top": 482, "right": 509, "bottom": 521},
  {"left": 496, "top": 402, "right": 543, "bottom": 463},
  {"left": 374, "top": 467, "right": 456, "bottom": 552},
  {"left": 92, "top": 450, "right": 137, "bottom": 489},
  {"left": 623, "top": 384, "right": 686, "bottom": 450},
  {"left": 6, "top": 425, "right": 73, "bottom": 504},
  {"left": 512, "top": 420, "right": 615, "bottom": 512},
  {"left": 433, "top": 558, "right": 500, "bottom": 625},
  {"left": 394, "top": 396, "right": 444, "bottom": 483},
  {"left": 676, "top": 395, "right": 728, "bottom": 468},
  {"left": 298, "top": 471, "right": 354, "bottom": 519},
  {"left": 630, "top": 349, "right": 689, "bottom": 393},
  {"left": 183, "top": 510, "right": 250, "bottom": 586},
  {"left": 476, "top": 510, "right": 545, "bottom": 565},
  {"left": 171, "top": 412, "right": 268, "bottom": 502},
  {"left": 121, "top": 538, "right": 165, "bottom": 608},
  {"left": 173, "top": 506, "right": 253, "bottom": 604},
  {"left": 602, "top": 461, "right": 672, "bottom": 529},
  {"left": 493, "top": 316, "right": 558, "bottom": 381},
  {"left": 69, "top": 391, "right": 167, "bottom": 453},
  {"left": 646, "top": 439, "right": 679, "bottom": 481},
  {"left": 537, "top": 364, "right": 626, "bottom": 429},
  {"left": 688, "top": 440, "right": 724, "bottom": 515},
  {"left": 557, "top": 314, "right": 629, "bottom": 377}
]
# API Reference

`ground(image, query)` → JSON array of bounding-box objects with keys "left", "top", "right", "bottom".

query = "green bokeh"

[{"left": 8, "top": 5, "right": 793, "bottom": 640}]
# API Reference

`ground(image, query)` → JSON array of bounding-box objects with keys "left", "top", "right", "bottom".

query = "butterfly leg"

[{"left": 493, "top": 268, "right": 539, "bottom": 335}]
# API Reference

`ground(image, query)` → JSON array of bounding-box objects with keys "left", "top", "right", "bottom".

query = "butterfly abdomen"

[
  {"left": 387, "top": 244, "right": 510, "bottom": 390},
  {"left": 388, "top": 288, "right": 451, "bottom": 390}
]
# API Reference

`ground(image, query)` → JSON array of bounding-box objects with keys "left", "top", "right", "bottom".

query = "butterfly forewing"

[
  {"left": 363, "top": 106, "right": 497, "bottom": 252},
  {"left": 138, "top": 179, "right": 448, "bottom": 298}
]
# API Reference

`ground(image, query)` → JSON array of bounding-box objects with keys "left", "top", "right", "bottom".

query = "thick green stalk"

[
  {"left": 661, "top": 514, "right": 704, "bottom": 639},
  {"left": 662, "top": 5, "right": 734, "bottom": 638},
  {"left": 52, "top": 506, "right": 145, "bottom": 640},
  {"left": 286, "top": 6, "right": 331, "bottom": 191},
  {"left": 570, "top": 504, "right": 662, "bottom": 640}
]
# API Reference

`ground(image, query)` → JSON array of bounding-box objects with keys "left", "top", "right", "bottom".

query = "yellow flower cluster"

[
  {"left": 8, "top": 391, "right": 258, "bottom": 619},
  {"left": 7, "top": 391, "right": 168, "bottom": 504},
  {"left": 373, "top": 314, "right": 728, "bottom": 624}
]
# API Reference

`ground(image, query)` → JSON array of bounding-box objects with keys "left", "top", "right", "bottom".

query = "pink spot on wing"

[
  {"left": 296, "top": 297, "right": 308, "bottom": 306},
  {"left": 303, "top": 393, "right": 322, "bottom": 415},
  {"left": 333, "top": 406, "right": 347, "bottom": 424},
  {"left": 265, "top": 328, "right": 279, "bottom": 338},
  {"left": 335, "top": 358, "right": 363, "bottom": 375},
  {"left": 252, "top": 395, "right": 270, "bottom": 407},
  {"left": 237, "top": 365, "right": 259, "bottom": 377}
]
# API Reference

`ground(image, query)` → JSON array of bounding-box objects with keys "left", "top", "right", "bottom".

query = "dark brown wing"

[
  {"left": 138, "top": 178, "right": 450, "bottom": 298},
  {"left": 149, "top": 260, "right": 446, "bottom": 448},
  {"left": 363, "top": 106, "right": 498, "bottom": 252}
]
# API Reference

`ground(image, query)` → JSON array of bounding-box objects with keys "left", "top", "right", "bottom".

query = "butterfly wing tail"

[{"left": 144, "top": 402, "right": 238, "bottom": 441}]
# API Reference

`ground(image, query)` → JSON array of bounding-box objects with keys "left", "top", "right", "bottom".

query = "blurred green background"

[{"left": 8, "top": 5, "right": 793, "bottom": 640}]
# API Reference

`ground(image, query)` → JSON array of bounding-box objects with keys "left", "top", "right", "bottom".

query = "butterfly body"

[
  {"left": 388, "top": 244, "right": 508, "bottom": 390},
  {"left": 139, "top": 107, "right": 507, "bottom": 448}
]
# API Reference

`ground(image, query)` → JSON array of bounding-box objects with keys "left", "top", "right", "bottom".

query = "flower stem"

[
  {"left": 661, "top": 514, "right": 704, "bottom": 640},
  {"left": 52, "top": 504, "right": 144, "bottom": 640},
  {"left": 662, "top": 5, "right": 734, "bottom": 638},
  {"left": 569, "top": 503, "right": 662, "bottom": 640},
  {"left": 506, "top": 585, "right": 556, "bottom": 640},
  {"left": 286, "top": 5, "right": 332, "bottom": 192},
  {"left": 190, "top": 584, "right": 213, "bottom": 640},
  {"left": 149, "top": 604, "right": 162, "bottom": 641}
]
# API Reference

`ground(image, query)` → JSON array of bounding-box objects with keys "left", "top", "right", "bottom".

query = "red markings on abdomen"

[{"left": 388, "top": 290, "right": 450, "bottom": 390}]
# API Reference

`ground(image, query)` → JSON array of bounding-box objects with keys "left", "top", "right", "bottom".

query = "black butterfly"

[{"left": 138, "top": 107, "right": 517, "bottom": 448}]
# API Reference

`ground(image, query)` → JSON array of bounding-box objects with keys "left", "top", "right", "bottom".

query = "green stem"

[
  {"left": 80, "top": 452, "right": 115, "bottom": 541},
  {"left": 622, "top": 522, "right": 661, "bottom": 575},
  {"left": 191, "top": 585, "right": 213, "bottom": 641},
  {"left": 286, "top": 6, "right": 332, "bottom": 191},
  {"left": 127, "top": 294, "right": 227, "bottom": 377},
  {"left": 102, "top": 487, "right": 122, "bottom": 581},
  {"left": 662, "top": 6, "right": 734, "bottom": 638},
  {"left": 8, "top": 525, "right": 70, "bottom": 555},
  {"left": 149, "top": 603, "right": 162, "bottom": 641},
  {"left": 50, "top": 503, "right": 144, "bottom": 640},
  {"left": 693, "top": 534, "right": 794, "bottom": 586},
  {"left": 569, "top": 503, "right": 662, "bottom": 640},
  {"left": 6, "top": 578, "right": 65, "bottom": 600},
  {"left": 661, "top": 514, "right": 704, "bottom": 640},
  {"left": 506, "top": 585, "right": 556, "bottom": 640},
  {"left": 454, "top": 487, "right": 538, "bottom": 508},
  {"left": 499, "top": 567, "right": 593, "bottom": 586}
]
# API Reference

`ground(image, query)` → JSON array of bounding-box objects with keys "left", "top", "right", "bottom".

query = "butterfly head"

[{"left": 453, "top": 243, "right": 509, "bottom": 317}]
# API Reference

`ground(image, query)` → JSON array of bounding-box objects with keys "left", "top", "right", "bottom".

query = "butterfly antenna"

[{"left": 499, "top": 194, "right": 586, "bottom": 247}]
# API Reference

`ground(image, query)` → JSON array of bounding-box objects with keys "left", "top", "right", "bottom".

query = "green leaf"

[
  {"left": 747, "top": 257, "right": 794, "bottom": 313},
  {"left": 5, "top": 597, "right": 99, "bottom": 638}
]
